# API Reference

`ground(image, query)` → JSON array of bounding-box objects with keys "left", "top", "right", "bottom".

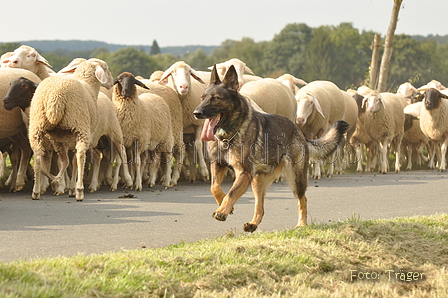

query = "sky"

[{"left": 2, "top": 0, "right": 447, "bottom": 47}]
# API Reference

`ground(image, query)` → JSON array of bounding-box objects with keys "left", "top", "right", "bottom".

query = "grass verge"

[{"left": 1, "top": 214, "right": 447, "bottom": 297}]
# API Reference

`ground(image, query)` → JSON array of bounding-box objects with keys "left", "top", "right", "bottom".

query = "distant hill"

[{"left": 15, "top": 40, "right": 219, "bottom": 56}]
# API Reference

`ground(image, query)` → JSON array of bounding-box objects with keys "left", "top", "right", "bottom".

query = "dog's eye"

[{"left": 212, "top": 96, "right": 220, "bottom": 101}]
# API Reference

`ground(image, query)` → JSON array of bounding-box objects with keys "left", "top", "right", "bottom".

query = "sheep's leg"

[
  {"left": 5, "top": 144, "right": 19, "bottom": 190},
  {"left": 355, "top": 143, "right": 364, "bottom": 172},
  {"left": 417, "top": 143, "right": 429, "bottom": 165},
  {"left": 394, "top": 135, "right": 402, "bottom": 173},
  {"left": 134, "top": 148, "right": 143, "bottom": 191},
  {"left": 406, "top": 144, "right": 413, "bottom": 171},
  {"left": 161, "top": 151, "right": 173, "bottom": 189},
  {"left": 110, "top": 139, "right": 132, "bottom": 190},
  {"left": 12, "top": 133, "right": 32, "bottom": 192},
  {"left": 75, "top": 146, "right": 87, "bottom": 202},
  {"left": 440, "top": 138, "right": 448, "bottom": 171},
  {"left": 194, "top": 128, "right": 209, "bottom": 181},
  {"left": 32, "top": 154, "right": 44, "bottom": 200},
  {"left": 52, "top": 147, "right": 70, "bottom": 196},
  {"left": 378, "top": 140, "right": 389, "bottom": 174},
  {"left": 88, "top": 148, "right": 101, "bottom": 193},
  {"left": 312, "top": 160, "right": 322, "bottom": 179},
  {"left": 170, "top": 143, "right": 183, "bottom": 186},
  {"left": 147, "top": 150, "right": 159, "bottom": 188}
]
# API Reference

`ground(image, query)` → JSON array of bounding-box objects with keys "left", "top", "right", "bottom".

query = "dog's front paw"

[
  {"left": 243, "top": 223, "right": 258, "bottom": 233},
  {"left": 212, "top": 212, "right": 227, "bottom": 221}
]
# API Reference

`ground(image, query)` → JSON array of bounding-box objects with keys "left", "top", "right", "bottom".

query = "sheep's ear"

[
  {"left": 294, "top": 78, "right": 307, "bottom": 86},
  {"left": 113, "top": 78, "right": 120, "bottom": 85},
  {"left": 190, "top": 68, "right": 205, "bottom": 84},
  {"left": 135, "top": 79, "right": 150, "bottom": 90},
  {"left": 210, "top": 64, "right": 222, "bottom": 85},
  {"left": 312, "top": 96, "right": 325, "bottom": 118},
  {"left": 379, "top": 95, "right": 386, "bottom": 109},
  {"left": 95, "top": 65, "right": 108, "bottom": 85},
  {"left": 244, "top": 66, "right": 255, "bottom": 75},
  {"left": 160, "top": 65, "right": 174, "bottom": 83},
  {"left": 36, "top": 53, "right": 52, "bottom": 68},
  {"left": 222, "top": 65, "right": 239, "bottom": 91},
  {"left": 440, "top": 92, "right": 448, "bottom": 99},
  {"left": 361, "top": 97, "right": 368, "bottom": 109}
]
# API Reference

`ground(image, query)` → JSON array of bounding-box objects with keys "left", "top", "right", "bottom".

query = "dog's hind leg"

[
  {"left": 212, "top": 169, "right": 251, "bottom": 222},
  {"left": 285, "top": 161, "right": 309, "bottom": 227}
]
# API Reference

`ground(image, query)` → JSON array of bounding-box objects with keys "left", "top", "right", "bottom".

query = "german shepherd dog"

[{"left": 194, "top": 65, "right": 349, "bottom": 232}]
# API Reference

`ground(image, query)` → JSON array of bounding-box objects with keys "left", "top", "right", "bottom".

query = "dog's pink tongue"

[{"left": 201, "top": 116, "right": 219, "bottom": 141}]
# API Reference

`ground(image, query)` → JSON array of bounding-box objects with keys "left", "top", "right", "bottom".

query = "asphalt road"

[{"left": 0, "top": 170, "right": 447, "bottom": 262}]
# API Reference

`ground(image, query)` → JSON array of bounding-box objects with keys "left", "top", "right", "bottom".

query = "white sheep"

[
  {"left": 239, "top": 78, "right": 297, "bottom": 122},
  {"left": 276, "top": 74, "right": 307, "bottom": 95},
  {"left": 397, "top": 82, "right": 418, "bottom": 99},
  {"left": 412, "top": 88, "right": 448, "bottom": 171},
  {"left": 58, "top": 58, "right": 113, "bottom": 98},
  {"left": 135, "top": 78, "right": 184, "bottom": 186},
  {"left": 346, "top": 90, "right": 378, "bottom": 172},
  {"left": 361, "top": 91, "right": 407, "bottom": 173},
  {"left": 113, "top": 72, "right": 174, "bottom": 190},
  {"left": 295, "top": 80, "right": 346, "bottom": 179},
  {"left": 29, "top": 58, "right": 132, "bottom": 201},
  {"left": 209, "top": 58, "right": 262, "bottom": 89},
  {"left": 2, "top": 45, "right": 53, "bottom": 80},
  {"left": 159, "top": 61, "right": 209, "bottom": 182}
]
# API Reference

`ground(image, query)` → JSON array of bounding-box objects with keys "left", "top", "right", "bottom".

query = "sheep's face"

[
  {"left": 424, "top": 88, "right": 447, "bottom": 110},
  {"left": 3, "top": 77, "right": 38, "bottom": 111},
  {"left": 363, "top": 94, "right": 385, "bottom": 113},
  {"left": 295, "top": 93, "right": 325, "bottom": 126},
  {"left": 4, "top": 45, "right": 51, "bottom": 72},
  {"left": 171, "top": 65, "right": 192, "bottom": 95},
  {"left": 295, "top": 96, "right": 314, "bottom": 125},
  {"left": 113, "top": 72, "right": 148, "bottom": 99}
]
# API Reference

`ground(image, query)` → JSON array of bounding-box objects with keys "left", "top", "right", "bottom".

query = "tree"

[
  {"left": 0, "top": 42, "right": 21, "bottom": 55},
  {"left": 263, "top": 23, "right": 312, "bottom": 76},
  {"left": 107, "top": 47, "right": 157, "bottom": 77},
  {"left": 377, "top": 0, "right": 403, "bottom": 92},
  {"left": 302, "top": 27, "right": 336, "bottom": 83},
  {"left": 150, "top": 40, "right": 161, "bottom": 55}
]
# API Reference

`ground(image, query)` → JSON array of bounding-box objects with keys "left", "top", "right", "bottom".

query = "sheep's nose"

[
  {"left": 296, "top": 117, "right": 305, "bottom": 125},
  {"left": 179, "top": 84, "right": 189, "bottom": 94}
]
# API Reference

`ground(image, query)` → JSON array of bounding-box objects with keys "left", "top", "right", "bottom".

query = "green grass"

[{"left": 1, "top": 214, "right": 448, "bottom": 297}]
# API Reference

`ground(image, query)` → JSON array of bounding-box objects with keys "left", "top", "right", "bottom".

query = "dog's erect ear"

[
  {"left": 223, "top": 65, "right": 239, "bottom": 91},
  {"left": 210, "top": 64, "right": 222, "bottom": 85}
]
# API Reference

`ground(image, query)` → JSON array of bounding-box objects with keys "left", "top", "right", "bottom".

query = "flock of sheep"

[{"left": 0, "top": 45, "right": 447, "bottom": 202}]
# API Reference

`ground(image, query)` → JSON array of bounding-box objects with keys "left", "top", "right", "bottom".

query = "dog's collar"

[{"left": 216, "top": 129, "right": 239, "bottom": 150}]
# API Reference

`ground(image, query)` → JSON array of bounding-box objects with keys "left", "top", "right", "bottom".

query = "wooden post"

[
  {"left": 369, "top": 34, "right": 381, "bottom": 90},
  {"left": 377, "top": 0, "right": 403, "bottom": 92}
]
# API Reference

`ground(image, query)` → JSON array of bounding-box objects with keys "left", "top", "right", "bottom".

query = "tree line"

[{"left": 2, "top": 22, "right": 448, "bottom": 91}]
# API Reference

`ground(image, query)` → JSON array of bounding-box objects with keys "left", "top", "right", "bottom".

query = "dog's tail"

[{"left": 306, "top": 120, "right": 350, "bottom": 161}]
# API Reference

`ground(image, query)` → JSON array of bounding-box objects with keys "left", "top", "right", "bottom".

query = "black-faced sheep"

[
  {"left": 417, "top": 88, "right": 448, "bottom": 171},
  {"left": 113, "top": 72, "right": 174, "bottom": 190}
]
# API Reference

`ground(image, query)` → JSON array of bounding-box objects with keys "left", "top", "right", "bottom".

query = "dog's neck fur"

[{"left": 215, "top": 91, "right": 251, "bottom": 142}]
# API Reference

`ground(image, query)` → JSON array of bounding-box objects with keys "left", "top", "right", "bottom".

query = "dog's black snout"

[{"left": 193, "top": 110, "right": 205, "bottom": 119}]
